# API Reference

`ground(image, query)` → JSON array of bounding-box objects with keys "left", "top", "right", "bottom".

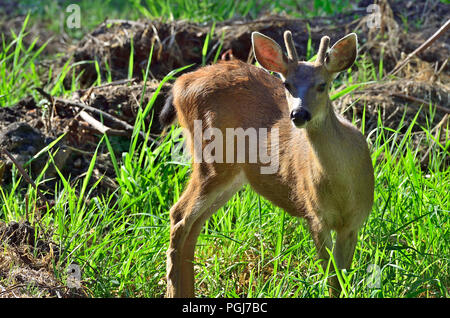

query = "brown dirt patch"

[
  {"left": 0, "top": 220, "right": 87, "bottom": 297},
  {"left": 0, "top": 80, "right": 171, "bottom": 195}
]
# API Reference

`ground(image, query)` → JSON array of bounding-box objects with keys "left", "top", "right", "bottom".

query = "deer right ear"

[
  {"left": 252, "top": 32, "right": 289, "bottom": 75},
  {"left": 324, "top": 33, "right": 357, "bottom": 73}
]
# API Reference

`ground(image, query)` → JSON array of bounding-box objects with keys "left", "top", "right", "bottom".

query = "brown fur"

[{"left": 165, "top": 39, "right": 374, "bottom": 297}]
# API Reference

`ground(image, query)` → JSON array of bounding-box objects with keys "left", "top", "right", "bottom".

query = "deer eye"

[{"left": 317, "top": 82, "right": 327, "bottom": 92}]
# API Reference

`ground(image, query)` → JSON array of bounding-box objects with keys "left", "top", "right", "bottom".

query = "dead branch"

[
  {"left": 54, "top": 97, "right": 154, "bottom": 142},
  {"left": 1, "top": 149, "right": 50, "bottom": 205},
  {"left": 78, "top": 110, "right": 128, "bottom": 137},
  {"left": 387, "top": 19, "right": 450, "bottom": 77},
  {"left": 390, "top": 92, "right": 450, "bottom": 114},
  {"left": 84, "top": 78, "right": 138, "bottom": 90}
]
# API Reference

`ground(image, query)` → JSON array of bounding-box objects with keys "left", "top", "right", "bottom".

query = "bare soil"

[{"left": 0, "top": 220, "right": 86, "bottom": 297}]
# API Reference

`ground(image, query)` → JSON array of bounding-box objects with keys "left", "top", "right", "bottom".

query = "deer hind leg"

[{"left": 166, "top": 167, "right": 245, "bottom": 298}]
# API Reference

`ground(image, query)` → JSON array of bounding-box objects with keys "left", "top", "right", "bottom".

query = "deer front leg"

[
  {"left": 333, "top": 228, "right": 358, "bottom": 270},
  {"left": 319, "top": 228, "right": 358, "bottom": 297},
  {"left": 308, "top": 219, "right": 333, "bottom": 268},
  {"left": 308, "top": 219, "right": 341, "bottom": 296}
]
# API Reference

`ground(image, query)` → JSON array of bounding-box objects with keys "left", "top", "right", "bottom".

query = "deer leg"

[
  {"left": 176, "top": 217, "right": 205, "bottom": 298},
  {"left": 308, "top": 219, "right": 344, "bottom": 295},
  {"left": 166, "top": 169, "right": 244, "bottom": 297},
  {"left": 333, "top": 228, "right": 358, "bottom": 270},
  {"left": 308, "top": 219, "right": 333, "bottom": 267},
  {"left": 166, "top": 178, "right": 201, "bottom": 298},
  {"left": 315, "top": 227, "right": 356, "bottom": 297},
  {"left": 179, "top": 179, "right": 243, "bottom": 297}
]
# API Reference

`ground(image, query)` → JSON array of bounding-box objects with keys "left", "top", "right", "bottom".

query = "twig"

[
  {"left": 78, "top": 110, "right": 129, "bottom": 137},
  {"left": 34, "top": 88, "right": 159, "bottom": 144},
  {"left": 79, "top": 80, "right": 138, "bottom": 104},
  {"left": 34, "top": 88, "right": 146, "bottom": 139},
  {"left": 1, "top": 149, "right": 50, "bottom": 205},
  {"left": 436, "top": 58, "right": 448, "bottom": 76},
  {"left": 390, "top": 92, "right": 450, "bottom": 114},
  {"left": 55, "top": 98, "right": 132, "bottom": 130},
  {"left": 84, "top": 78, "right": 138, "bottom": 90},
  {"left": 54, "top": 97, "right": 153, "bottom": 141},
  {"left": 34, "top": 87, "right": 53, "bottom": 102},
  {"left": 386, "top": 19, "right": 450, "bottom": 77}
]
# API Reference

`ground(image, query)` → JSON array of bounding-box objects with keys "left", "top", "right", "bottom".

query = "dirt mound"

[
  {"left": 0, "top": 80, "right": 171, "bottom": 195},
  {"left": 70, "top": 17, "right": 353, "bottom": 86},
  {"left": 341, "top": 76, "right": 449, "bottom": 167}
]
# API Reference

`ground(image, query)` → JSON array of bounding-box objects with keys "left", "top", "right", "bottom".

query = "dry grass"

[{"left": 0, "top": 221, "right": 87, "bottom": 297}]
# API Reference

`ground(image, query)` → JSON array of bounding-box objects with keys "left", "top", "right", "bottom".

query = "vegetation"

[{"left": 0, "top": 0, "right": 448, "bottom": 298}]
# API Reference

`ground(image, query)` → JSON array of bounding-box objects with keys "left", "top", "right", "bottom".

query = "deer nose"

[{"left": 290, "top": 108, "right": 311, "bottom": 127}]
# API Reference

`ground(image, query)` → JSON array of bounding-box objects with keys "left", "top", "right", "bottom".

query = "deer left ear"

[
  {"left": 252, "top": 32, "right": 289, "bottom": 75},
  {"left": 324, "top": 33, "right": 357, "bottom": 73}
]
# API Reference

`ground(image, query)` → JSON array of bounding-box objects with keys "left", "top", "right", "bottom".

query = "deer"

[{"left": 159, "top": 30, "right": 374, "bottom": 297}]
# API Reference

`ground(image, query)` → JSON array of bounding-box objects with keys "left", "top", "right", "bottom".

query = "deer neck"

[{"left": 303, "top": 99, "right": 345, "bottom": 170}]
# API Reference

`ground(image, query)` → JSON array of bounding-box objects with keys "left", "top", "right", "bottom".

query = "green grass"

[
  {"left": 2, "top": 101, "right": 448, "bottom": 297},
  {"left": 0, "top": 1, "right": 448, "bottom": 298},
  {"left": 0, "top": 14, "right": 48, "bottom": 107}
]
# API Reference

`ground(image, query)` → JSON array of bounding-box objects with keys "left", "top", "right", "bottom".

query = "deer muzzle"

[{"left": 290, "top": 107, "right": 311, "bottom": 128}]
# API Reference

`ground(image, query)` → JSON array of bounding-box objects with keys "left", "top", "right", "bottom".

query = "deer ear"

[
  {"left": 252, "top": 32, "right": 289, "bottom": 75},
  {"left": 324, "top": 33, "right": 357, "bottom": 73}
]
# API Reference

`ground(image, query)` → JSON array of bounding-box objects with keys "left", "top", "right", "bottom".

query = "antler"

[
  {"left": 316, "top": 36, "right": 330, "bottom": 65},
  {"left": 283, "top": 30, "right": 299, "bottom": 62}
]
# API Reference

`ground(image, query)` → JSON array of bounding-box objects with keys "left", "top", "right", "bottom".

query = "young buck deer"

[{"left": 160, "top": 30, "right": 374, "bottom": 297}]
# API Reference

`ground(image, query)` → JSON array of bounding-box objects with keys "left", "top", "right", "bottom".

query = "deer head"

[{"left": 252, "top": 31, "right": 358, "bottom": 128}]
